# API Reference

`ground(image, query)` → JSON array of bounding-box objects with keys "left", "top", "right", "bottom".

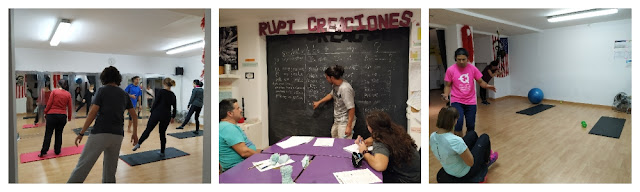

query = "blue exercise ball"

[
  {"left": 528, "top": 88, "right": 544, "bottom": 104},
  {"left": 75, "top": 78, "right": 83, "bottom": 84}
]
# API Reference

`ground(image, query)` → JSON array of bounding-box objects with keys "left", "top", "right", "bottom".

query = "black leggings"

[
  {"left": 179, "top": 106, "right": 202, "bottom": 131},
  {"left": 480, "top": 87, "right": 487, "bottom": 102},
  {"left": 138, "top": 114, "right": 170, "bottom": 153},
  {"left": 460, "top": 131, "right": 491, "bottom": 179},
  {"left": 34, "top": 104, "right": 45, "bottom": 124},
  {"left": 75, "top": 101, "right": 91, "bottom": 116},
  {"left": 40, "top": 114, "right": 67, "bottom": 154}
]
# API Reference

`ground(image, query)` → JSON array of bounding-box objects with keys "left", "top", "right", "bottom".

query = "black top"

[
  {"left": 188, "top": 87, "right": 204, "bottom": 108},
  {"left": 91, "top": 85, "right": 133, "bottom": 136},
  {"left": 150, "top": 88, "right": 177, "bottom": 118},
  {"left": 84, "top": 88, "right": 94, "bottom": 103},
  {"left": 372, "top": 141, "right": 421, "bottom": 183},
  {"left": 482, "top": 65, "right": 498, "bottom": 82}
]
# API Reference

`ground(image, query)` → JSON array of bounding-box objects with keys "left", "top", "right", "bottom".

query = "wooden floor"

[
  {"left": 428, "top": 90, "right": 632, "bottom": 183},
  {"left": 15, "top": 107, "right": 204, "bottom": 183}
]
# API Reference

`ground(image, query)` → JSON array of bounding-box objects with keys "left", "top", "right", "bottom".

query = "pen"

[{"left": 248, "top": 162, "right": 265, "bottom": 170}]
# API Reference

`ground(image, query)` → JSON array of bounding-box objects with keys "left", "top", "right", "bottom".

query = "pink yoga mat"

[
  {"left": 22, "top": 123, "right": 44, "bottom": 129},
  {"left": 20, "top": 145, "right": 85, "bottom": 163}
]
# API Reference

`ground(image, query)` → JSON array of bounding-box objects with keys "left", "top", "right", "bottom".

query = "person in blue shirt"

[
  {"left": 219, "top": 98, "right": 261, "bottom": 171},
  {"left": 430, "top": 106, "right": 498, "bottom": 180},
  {"left": 124, "top": 76, "right": 142, "bottom": 133}
]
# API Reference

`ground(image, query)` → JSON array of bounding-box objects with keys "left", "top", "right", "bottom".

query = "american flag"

[
  {"left": 492, "top": 36, "right": 509, "bottom": 78},
  {"left": 15, "top": 75, "right": 25, "bottom": 98}
]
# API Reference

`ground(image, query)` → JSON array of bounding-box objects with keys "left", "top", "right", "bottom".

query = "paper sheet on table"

[
  {"left": 275, "top": 136, "right": 315, "bottom": 149},
  {"left": 313, "top": 138, "right": 335, "bottom": 147},
  {"left": 406, "top": 91, "right": 421, "bottom": 110},
  {"left": 333, "top": 168, "right": 382, "bottom": 184},
  {"left": 252, "top": 159, "right": 295, "bottom": 172},
  {"left": 343, "top": 144, "right": 373, "bottom": 154}
]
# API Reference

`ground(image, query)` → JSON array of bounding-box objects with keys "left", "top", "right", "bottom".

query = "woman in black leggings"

[
  {"left": 75, "top": 83, "right": 94, "bottom": 116},
  {"left": 39, "top": 79, "right": 73, "bottom": 157},
  {"left": 176, "top": 79, "right": 204, "bottom": 134},
  {"left": 132, "top": 78, "right": 176, "bottom": 156}
]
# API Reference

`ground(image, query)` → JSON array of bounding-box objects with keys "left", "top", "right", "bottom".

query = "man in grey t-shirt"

[{"left": 313, "top": 65, "right": 356, "bottom": 138}]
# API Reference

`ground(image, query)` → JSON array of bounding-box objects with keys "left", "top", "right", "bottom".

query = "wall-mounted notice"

[{"left": 614, "top": 40, "right": 632, "bottom": 64}]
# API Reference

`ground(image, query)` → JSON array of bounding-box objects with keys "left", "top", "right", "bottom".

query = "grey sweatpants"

[{"left": 68, "top": 133, "right": 124, "bottom": 183}]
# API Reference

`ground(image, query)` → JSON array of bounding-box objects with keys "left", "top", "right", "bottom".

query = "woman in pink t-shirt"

[{"left": 442, "top": 48, "right": 496, "bottom": 137}]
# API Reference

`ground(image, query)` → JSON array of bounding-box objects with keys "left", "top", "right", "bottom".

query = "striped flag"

[
  {"left": 15, "top": 75, "right": 25, "bottom": 98},
  {"left": 492, "top": 36, "right": 509, "bottom": 77},
  {"left": 53, "top": 74, "right": 61, "bottom": 88}
]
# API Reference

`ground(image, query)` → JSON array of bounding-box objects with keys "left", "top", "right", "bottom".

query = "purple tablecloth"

[
  {"left": 219, "top": 153, "right": 307, "bottom": 183},
  {"left": 295, "top": 155, "right": 383, "bottom": 183},
  {"left": 262, "top": 136, "right": 355, "bottom": 158}
]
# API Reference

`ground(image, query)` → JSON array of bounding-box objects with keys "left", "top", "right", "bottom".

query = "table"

[
  {"left": 262, "top": 136, "right": 356, "bottom": 158},
  {"left": 219, "top": 153, "right": 307, "bottom": 183},
  {"left": 295, "top": 156, "right": 383, "bottom": 183}
]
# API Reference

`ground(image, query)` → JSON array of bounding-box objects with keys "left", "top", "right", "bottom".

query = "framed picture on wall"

[{"left": 220, "top": 26, "right": 238, "bottom": 70}]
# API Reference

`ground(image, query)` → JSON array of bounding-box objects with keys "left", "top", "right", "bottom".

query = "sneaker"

[
  {"left": 176, "top": 126, "right": 184, "bottom": 130},
  {"left": 38, "top": 153, "right": 46, "bottom": 158},
  {"left": 157, "top": 151, "right": 165, "bottom": 157},
  {"left": 132, "top": 144, "right": 140, "bottom": 151},
  {"left": 487, "top": 150, "right": 499, "bottom": 167}
]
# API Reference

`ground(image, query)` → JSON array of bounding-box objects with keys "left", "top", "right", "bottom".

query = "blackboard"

[{"left": 267, "top": 27, "right": 409, "bottom": 145}]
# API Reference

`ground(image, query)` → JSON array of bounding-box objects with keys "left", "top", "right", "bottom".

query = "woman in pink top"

[
  {"left": 442, "top": 48, "right": 496, "bottom": 137},
  {"left": 39, "top": 79, "right": 73, "bottom": 157}
]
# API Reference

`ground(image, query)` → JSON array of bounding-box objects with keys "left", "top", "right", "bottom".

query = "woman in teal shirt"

[{"left": 430, "top": 106, "right": 498, "bottom": 179}]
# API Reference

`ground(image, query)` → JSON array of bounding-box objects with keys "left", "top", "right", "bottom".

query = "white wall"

[
  {"left": 444, "top": 24, "right": 461, "bottom": 68},
  {"left": 221, "top": 9, "right": 421, "bottom": 148},
  {"left": 14, "top": 48, "right": 201, "bottom": 114},
  {"left": 509, "top": 19, "right": 631, "bottom": 106},
  {"left": 474, "top": 35, "right": 493, "bottom": 65}
]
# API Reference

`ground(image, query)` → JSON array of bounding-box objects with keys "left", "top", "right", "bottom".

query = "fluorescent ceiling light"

[
  {"left": 49, "top": 19, "right": 71, "bottom": 46},
  {"left": 166, "top": 40, "right": 205, "bottom": 55},
  {"left": 548, "top": 8, "right": 618, "bottom": 23}
]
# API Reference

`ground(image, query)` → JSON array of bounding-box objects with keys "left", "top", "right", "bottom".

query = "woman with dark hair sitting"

[
  {"left": 355, "top": 111, "right": 421, "bottom": 183},
  {"left": 68, "top": 66, "right": 139, "bottom": 183}
]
